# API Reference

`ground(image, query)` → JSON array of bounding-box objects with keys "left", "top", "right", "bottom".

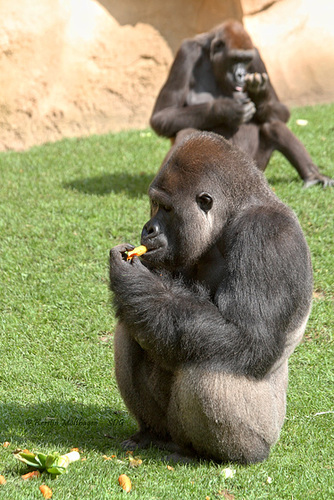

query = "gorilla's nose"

[
  {"left": 234, "top": 64, "right": 246, "bottom": 84},
  {"left": 142, "top": 220, "right": 160, "bottom": 240}
]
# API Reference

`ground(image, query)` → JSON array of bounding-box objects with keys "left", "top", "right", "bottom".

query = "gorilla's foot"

[
  {"left": 165, "top": 449, "right": 197, "bottom": 464},
  {"left": 303, "top": 174, "right": 334, "bottom": 188},
  {"left": 121, "top": 430, "right": 177, "bottom": 452}
]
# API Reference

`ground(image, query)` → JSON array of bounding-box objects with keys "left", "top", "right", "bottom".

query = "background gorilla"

[
  {"left": 109, "top": 131, "right": 313, "bottom": 464},
  {"left": 150, "top": 19, "right": 333, "bottom": 188}
]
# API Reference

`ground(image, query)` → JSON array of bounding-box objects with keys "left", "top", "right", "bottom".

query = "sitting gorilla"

[
  {"left": 150, "top": 19, "right": 333, "bottom": 187},
  {"left": 109, "top": 131, "right": 313, "bottom": 464}
]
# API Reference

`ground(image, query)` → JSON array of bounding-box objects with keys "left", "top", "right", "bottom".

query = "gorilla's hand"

[
  {"left": 233, "top": 94, "right": 256, "bottom": 124},
  {"left": 245, "top": 72, "right": 268, "bottom": 96},
  {"left": 213, "top": 97, "right": 256, "bottom": 126},
  {"left": 109, "top": 244, "right": 149, "bottom": 288},
  {"left": 109, "top": 243, "right": 166, "bottom": 335}
]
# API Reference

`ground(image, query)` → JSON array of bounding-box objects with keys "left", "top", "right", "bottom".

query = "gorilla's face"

[
  {"left": 209, "top": 23, "right": 255, "bottom": 93},
  {"left": 139, "top": 134, "right": 245, "bottom": 270},
  {"left": 140, "top": 184, "right": 218, "bottom": 270},
  {"left": 210, "top": 39, "right": 254, "bottom": 93}
]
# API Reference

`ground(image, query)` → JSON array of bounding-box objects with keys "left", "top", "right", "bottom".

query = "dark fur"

[
  {"left": 150, "top": 19, "right": 333, "bottom": 187},
  {"left": 109, "top": 132, "right": 313, "bottom": 463}
]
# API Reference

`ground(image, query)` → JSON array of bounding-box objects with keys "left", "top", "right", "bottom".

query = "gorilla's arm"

[
  {"left": 150, "top": 40, "right": 254, "bottom": 137},
  {"left": 247, "top": 50, "right": 334, "bottom": 186},
  {"left": 110, "top": 258, "right": 275, "bottom": 378},
  {"left": 110, "top": 208, "right": 312, "bottom": 379}
]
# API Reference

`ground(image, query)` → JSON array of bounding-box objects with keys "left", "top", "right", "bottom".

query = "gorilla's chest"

[
  {"left": 182, "top": 251, "right": 227, "bottom": 299},
  {"left": 186, "top": 58, "right": 221, "bottom": 105}
]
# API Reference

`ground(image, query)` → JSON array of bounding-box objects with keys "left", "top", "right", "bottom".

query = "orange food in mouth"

[{"left": 126, "top": 245, "right": 147, "bottom": 260}]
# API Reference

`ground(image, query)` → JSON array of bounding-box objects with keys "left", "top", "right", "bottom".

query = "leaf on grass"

[
  {"left": 166, "top": 465, "right": 174, "bottom": 471},
  {"left": 102, "top": 454, "right": 116, "bottom": 460},
  {"left": 3, "top": 442, "right": 10, "bottom": 448},
  {"left": 128, "top": 455, "right": 142, "bottom": 468},
  {"left": 312, "top": 289, "right": 326, "bottom": 300},
  {"left": 0, "top": 475, "right": 6, "bottom": 485},
  {"left": 99, "top": 333, "right": 113, "bottom": 343},
  {"left": 13, "top": 448, "right": 30, "bottom": 454},
  {"left": 21, "top": 470, "right": 41, "bottom": 480},
  {"left": 118, "top": 474, "right": 132, "bottom": 492},
  {"left": 218, "top": 489, "right": 235, "bottom": 500},
  {"left": 15, "top": 451, "right": 46, "bottom": 469},
  {"left": 40, "top": 484, "right": 53, "bottom": 498}
]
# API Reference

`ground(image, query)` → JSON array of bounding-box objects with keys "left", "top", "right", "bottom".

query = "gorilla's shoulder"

[{"left": 227, "top": 202, "right": 306, "bottom": 252}]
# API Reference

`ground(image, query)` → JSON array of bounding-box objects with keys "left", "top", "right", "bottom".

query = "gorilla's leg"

[
  {"left": 114, "top": 323, "right": 175, "bottom": 450},
  {"left": 167, "top": 362, "right": 288, "bottom": 464},
  {"left": 260, "top": 120, "right": 334, "bottom": 187},
  {"left": 230, "top": 122, "right": 262, "bottom": 162}
]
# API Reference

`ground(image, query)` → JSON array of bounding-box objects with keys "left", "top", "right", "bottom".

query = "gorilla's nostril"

[
  {"left": 143, "top": 220, "right": 160, "bottom": 239},
  {"left": 148, "top": 226, "right": 159, "bottom": 237}
]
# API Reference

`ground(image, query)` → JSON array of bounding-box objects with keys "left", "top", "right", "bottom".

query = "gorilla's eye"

[
  {"left": 196, "top": 193, "right": 213, "bottom": 213},
  {"left": 212, "top": 40, "right": 225, "bottom": 53}
]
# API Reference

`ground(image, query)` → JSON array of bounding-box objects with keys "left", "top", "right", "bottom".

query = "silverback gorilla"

[
  {"left": 109, "top": 132, "right": 313, "bottom": 463},
  {"left": 150, "top": 19, "right": 333, "bottom": 188}
]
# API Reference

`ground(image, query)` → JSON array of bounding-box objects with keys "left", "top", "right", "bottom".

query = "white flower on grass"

[
  {"left": 267, "top": 476, "right": 273, "bottom": 484},
  {"left": 221, "top": 467, "right": 236, "bottom": 479},
  {"left": 296, "top": 119, "right": 308, "bottom": 126}
]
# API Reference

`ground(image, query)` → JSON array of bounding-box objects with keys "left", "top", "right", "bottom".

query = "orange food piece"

[
  {"left": 3, "top": 442, "right": 10, "bottom": 448},
  {"left": 118, "top": 474, "right": 132, "bottom": 492},
  {"left": 40, "top": 485, "right": 53, "bottom": 498},
  {"left": 21, "top": 470, "right": 41, "bottom": 480},
  {"left": 126, "top": 245, "right": 147, "bottom": 260},
  {"left": 0, "top": 475, "right": 6, "bottom": 485}
]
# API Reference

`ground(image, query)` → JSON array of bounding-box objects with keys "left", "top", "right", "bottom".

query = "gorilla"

[
  {"left": 150, "top": 19, "right": 333, "bottom": 188},
  {"left": 109, "top": 131, "right": 313, "bottom": 464}
]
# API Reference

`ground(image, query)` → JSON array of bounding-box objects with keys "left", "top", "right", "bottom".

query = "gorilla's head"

[
  {"left": 209, "top": 20, "right": 255, "bottom": 93},
  {"left": 140, "top": 132, "right": 273, "bottom": 270}
]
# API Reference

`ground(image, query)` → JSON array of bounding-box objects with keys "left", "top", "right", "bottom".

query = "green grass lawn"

[{"left": 0, "top": 104, "right": 333, "bottom": 499}]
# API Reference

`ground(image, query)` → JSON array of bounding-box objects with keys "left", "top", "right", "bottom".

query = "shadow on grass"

[
  {"left": 63, "top": 172, "right": 154, "bottom": 197},
  {"left": 1, "top": 401, "right": 209, "bottom": 473},
  {"left": 0, "top": 400, "right": 135, "bottom": 454}
]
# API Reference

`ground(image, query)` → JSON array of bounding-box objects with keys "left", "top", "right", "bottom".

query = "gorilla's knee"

[{"left": 261, "top": 120, "right": 283, "bottom": 143}]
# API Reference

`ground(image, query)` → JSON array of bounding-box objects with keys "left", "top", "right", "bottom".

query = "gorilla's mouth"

[
  {"left": 140, "top": 246, "right": 160, "bottom": 257},
  {"left": 139, "top": 245, "right": 165, "bottom": 262}
]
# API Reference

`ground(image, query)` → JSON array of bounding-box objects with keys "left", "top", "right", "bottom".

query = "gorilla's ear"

[{"left": 196, "top": 192, "right": 213, "bottom": 213}]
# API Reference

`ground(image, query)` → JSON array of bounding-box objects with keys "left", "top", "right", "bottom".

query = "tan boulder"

[
  {"left": 243, "top": 0, "right": 334, "bottom": 106},
  {"left": 0, "top": 0, "right": 333, "bottom": 151}
]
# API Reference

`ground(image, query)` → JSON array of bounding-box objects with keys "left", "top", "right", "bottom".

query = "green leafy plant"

[{"left": 15, "top": 450, "right": 80, "bottom": 475}]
